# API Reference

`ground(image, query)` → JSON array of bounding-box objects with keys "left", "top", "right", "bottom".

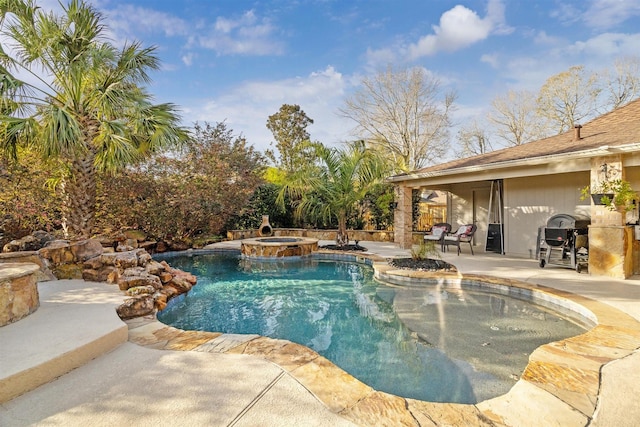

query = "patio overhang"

[{"left": 388, "top": 143, "right": 640, "bottom": 188}]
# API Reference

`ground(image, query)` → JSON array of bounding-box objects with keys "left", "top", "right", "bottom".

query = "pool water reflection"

[{"left": 157, "top": 252, "right": 587, "bottom": 403}]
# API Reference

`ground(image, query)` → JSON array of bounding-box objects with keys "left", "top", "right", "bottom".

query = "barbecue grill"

[{"left": 539, "top": 213, "right": 590, "bottom": 273}]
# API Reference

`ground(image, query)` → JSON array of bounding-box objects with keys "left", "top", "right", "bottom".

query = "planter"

[{"left": 591, "top": 193, "right": 614, "bottom": 205}]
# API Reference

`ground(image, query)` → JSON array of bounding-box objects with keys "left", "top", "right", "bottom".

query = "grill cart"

[{"left": 539, "top": 213, "right": 590, "bottom": 273}]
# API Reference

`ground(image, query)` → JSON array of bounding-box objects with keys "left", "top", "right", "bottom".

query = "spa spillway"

[{"left": 240, "top": 237, "right": 319, "bottom": 258}]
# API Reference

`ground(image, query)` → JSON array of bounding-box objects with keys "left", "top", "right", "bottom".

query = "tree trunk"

[
  {"left": 336, "top": 212, "right": 348, "bottom": 247},
  {"left": 65, "top": 149, "right": 97, "bottom": 239}
]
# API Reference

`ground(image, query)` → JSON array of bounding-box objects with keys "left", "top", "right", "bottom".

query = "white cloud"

[
  {"left": 534, "top": 30, "right": 564, "bottom": 46},
  {"left": 187, "top": 66, "right": 353, "bottom": 152},
  {"left": 366, "top": 0, "right": 512, "bottom": 67},
  {"left": 105, "top": 5, "right": 189, "bottom": 39},
  {"left": 408, "top": 0, "right": 511, "bottom": 59},
  {"left": 562, "top": 33, "right": 640, "bottom": 61},
  {"left": 480, "top": 53, "right": 499, "bottom": 68},
  {"left": 199, "top": 9, "right": 284, "bottom": 55},
  {"left": 102, "top": 5, "right": 284, "bottom": 57},
  {"left": 582, "top": 0, "right": 640, "bottom": 29},
  {"left": 181, "top": 53, "right": 195, "bottom": 67}
]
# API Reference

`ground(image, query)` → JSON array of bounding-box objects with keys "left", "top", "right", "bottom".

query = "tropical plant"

[
  {"left": 278, "top": 140, "right": 390, "bottom": 246},
  {"left": 411, "top": 240, "right": 440, "bottom": 260},
  {"left": 0, "top": 0, "right": 188, "bottom": 238},
  {"left": 580, "top": 179, "right": 638, "bottom": 212}
]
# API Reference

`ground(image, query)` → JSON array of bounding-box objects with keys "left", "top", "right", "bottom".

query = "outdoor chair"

[
  {"left": 443, "top": 224, "right": 477, "bottom": 255},
  {"left": 423, "top": 223, "right": 451, "bottom": 251}
]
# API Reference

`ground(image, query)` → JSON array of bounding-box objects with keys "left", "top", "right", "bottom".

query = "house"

[{"left": 389, "top": 98, "right": 640, "bottom": 278}]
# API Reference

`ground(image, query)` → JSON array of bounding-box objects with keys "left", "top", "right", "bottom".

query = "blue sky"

[{"left": 43, "top": 0, "right": 640, "bottom": 157}]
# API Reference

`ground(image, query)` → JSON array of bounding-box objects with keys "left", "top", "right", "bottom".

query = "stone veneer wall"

[
  {"left": 589, "top": 226, "right": 634, "bottom": 278},
  {"left": 227, "top": 228, "right": 395, "bottom": 242},
  {"left": 0, "top": 263, "right": 40, "bottom": 326},
  {"left": 240, "top": 239, "right": 318, "bottom": 258}
]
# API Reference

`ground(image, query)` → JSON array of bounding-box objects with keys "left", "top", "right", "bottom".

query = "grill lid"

[{"left": 546, "top": 213, "right": 591, "bottom": 229}]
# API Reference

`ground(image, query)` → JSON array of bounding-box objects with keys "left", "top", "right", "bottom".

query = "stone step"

[{"left": 0, "top": 279, "right": 128, "bottom": 402}]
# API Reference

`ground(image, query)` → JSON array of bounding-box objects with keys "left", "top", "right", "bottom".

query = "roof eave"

[{"left": 388, "top": 142, "right": 640, "bottom": 183}]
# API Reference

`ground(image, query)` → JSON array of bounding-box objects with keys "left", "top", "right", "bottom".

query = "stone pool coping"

[{"left": 129, "top": 251, "right": 640, "bottom": 426}]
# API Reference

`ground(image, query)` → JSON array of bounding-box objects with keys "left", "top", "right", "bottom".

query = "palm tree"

[
  {"left": 0, "top": 0, "right": 188, "bottom": 238},
  {"left": 279, "top": 140, "right": 389, "bottom": 246}
]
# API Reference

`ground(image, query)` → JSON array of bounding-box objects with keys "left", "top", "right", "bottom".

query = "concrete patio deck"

[{"left": 1, "top": 240, "right": 639, "bottom": 426}]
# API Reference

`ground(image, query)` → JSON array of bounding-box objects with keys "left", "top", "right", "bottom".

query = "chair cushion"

[
  {"left": 431, "top": 226, "right": 446, "bottom": 237},
  {"left": 453, "top": 225, "right": 467, "bottom": 236}
]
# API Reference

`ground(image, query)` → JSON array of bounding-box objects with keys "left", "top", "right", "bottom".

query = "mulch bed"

[
  {"left": 320, "top": 244, "right": 368, "bottom": 252},
  {"left": 389, "top": 258, "right": 457, "bottom": 272}
]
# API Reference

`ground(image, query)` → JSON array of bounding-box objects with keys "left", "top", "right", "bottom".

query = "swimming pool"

[{"left": 156, "top": 252, "right": 587, "bottom": 404}]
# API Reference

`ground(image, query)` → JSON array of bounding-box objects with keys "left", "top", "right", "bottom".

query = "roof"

[{"left": 390, "top": 98, "right": 640, "bottom": 182}]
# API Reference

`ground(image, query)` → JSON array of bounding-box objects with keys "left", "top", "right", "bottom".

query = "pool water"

[{"left": 157, "top": 252, "right": 587, "bottom": 404}]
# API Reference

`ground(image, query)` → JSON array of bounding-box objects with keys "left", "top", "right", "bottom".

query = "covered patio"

[{"left": 390, "top": 99, "right": 640, "bottom": 278}]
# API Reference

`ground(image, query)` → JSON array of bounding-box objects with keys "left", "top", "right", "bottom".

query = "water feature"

[
  {"left": 156, "top": 252, "right": 588, "bottom": 404},
  {"left": 240, "top": 236, "right": 318, "bottom": 258}
]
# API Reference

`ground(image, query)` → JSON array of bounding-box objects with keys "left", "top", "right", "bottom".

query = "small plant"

[
  {"left": 411, "top": 240, "right": 441, "bottom": 260},
  {"left": 581, "top": 179, "right": 638, "bottom": 211}
]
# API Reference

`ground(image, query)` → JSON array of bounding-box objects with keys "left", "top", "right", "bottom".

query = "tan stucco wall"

[{"left": 504, "top": 172, "right": 590, "bottom": 258}]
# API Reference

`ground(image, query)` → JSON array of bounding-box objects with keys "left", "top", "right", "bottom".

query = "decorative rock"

[
  {"left": 139, "top": 241, "right": 157, "bottom": 252},
  {"left": 82, "top": 266, "right": 117, "bottom": 282},
  {"left": 154, "top": 292, "right": 168, "bottom": 310},
  {"left": 126, "top": 285, "right": 157, "bottom": 296},
  {"left": 107, "top": 268, "right": 120, "bottom": 284},
  {"left": 158, "top": 271, "right": 173, "bottom": 284},
  {"left": 99, "top": 252, "right": 118, "bottom": 266},
  {"left": 155, "top": 241, "right": 168, "bottom": 252},
  {"left": 114, "top": 251, "right": 138, "bottom": 269},
  {"left": 161, "top": 284, "right": 181, "bottom": 299},
  {"left": 0, "top": 263, "right": 40, "bottom": 326},
  {"left": 116, "top": 295, "right": 155, "bottom": 319},
  {"left": 116, "top": 243, "right": 134, "bottom": 252},
  {"left": 82, "top": 269, "right": 102, "bottom": 282},
  {"left": 0, "top": 251, "right": 56, "bottom": 282},
  {"left": 93, "top": 234, "right": 116, "bottom": 248},
  {"left": 168, "top": 240, "right": 190, "bottom": 251},
  {"left": 70, "top": 239, "right": 103, "bottom": 262},
  {"left": 145, "top": 260, "right": 165, "bottom": 276},
  {"left": 52, "top": 263, "right": 84, "bottom": 279},
  {"left": 136, "top": 250, "right": 152, "bottom": 266},
  {"left": 38, "top": 240, "right": 74, "bottom": 265},
  {"left": 117, "top": 272, "right": 162, "bottom": 291},
  {"left": 124, "top": 238, "right": 139, "bottom": 249},
  {"left": 83, "top": 256, "right": 103, "bottom": 270},
  {"left": 2, "top": 230, "right": 55, "bottom": 253},
  {"left": 167, "top": 276, "right": 193, "bottom": 293}
]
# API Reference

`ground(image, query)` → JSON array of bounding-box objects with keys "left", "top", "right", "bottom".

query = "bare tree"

[
  {"left": 536, "top": 65, "right": 601, "bottom": 133},
  {"left": 340, "top": 65, "right": 456, "bottom": 172},
  {"left": 601, "top": 56, "right": 640, "bottom": 110},
  {"left": 456, "top": 119, "right": 493, "bottom": 157},
  {"left": 488, "top": 90, "right": 549, "bottom": 146}
]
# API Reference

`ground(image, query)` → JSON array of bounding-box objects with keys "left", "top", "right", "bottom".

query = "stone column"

[
  {"left": 590, "top": 155, "right": 624, "bottom": 226},
  {"left": 393, "top": 185, "right": 413, "bottom": 249},
  {"left": 588, "top": 155, "right": 633, "bottom": 278}
]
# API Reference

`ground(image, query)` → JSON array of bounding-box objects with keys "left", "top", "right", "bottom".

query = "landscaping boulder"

[
  {"left": 70, "top": 239, "right": 103, "bottom": 262},
  {"left": 2, "top": 230, "right": 55, "bottom": 253},
  {"left": 116, "top": 295, "right": 155, "bottom": 319},
  {"left": 117, "top": 270, "right": 162, "bottom": 291},
  {"left": 38, "top": 240, "right": 74, "bottom": 265}
]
